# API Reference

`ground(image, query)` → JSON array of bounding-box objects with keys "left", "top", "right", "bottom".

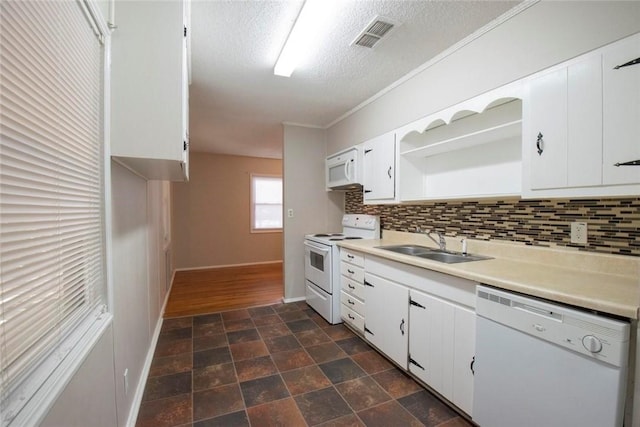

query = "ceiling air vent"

[{"left": 352, "top": 16, "right": 396, "bottom": 49}]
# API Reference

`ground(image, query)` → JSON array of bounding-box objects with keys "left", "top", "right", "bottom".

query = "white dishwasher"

[{"left": 473, "top": 285, "right": 630, "bottom": 427}]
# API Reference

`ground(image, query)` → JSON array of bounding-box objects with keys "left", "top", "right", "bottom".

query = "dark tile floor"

[{"left": 136, "top": 301, "right": 473, "bottom": 427}]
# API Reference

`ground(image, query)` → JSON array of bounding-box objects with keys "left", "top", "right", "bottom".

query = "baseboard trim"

[
  {"left": 175, "top": 260, "right": 283, "bottom": 272},
  {"left": 126, "top": 280, "right": 173, "bottom": 427},
  {"left": 283, "top": 296, "right": 306, "bottom": 304}
]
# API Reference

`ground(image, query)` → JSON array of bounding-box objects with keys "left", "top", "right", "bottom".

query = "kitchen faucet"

[{"left": 416, "top": 226, "right": 446, "bottom": 251}]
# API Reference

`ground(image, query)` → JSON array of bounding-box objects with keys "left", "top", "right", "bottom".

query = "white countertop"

[{"left": 338, "top": 231, "right": 640, "bottom": 319}]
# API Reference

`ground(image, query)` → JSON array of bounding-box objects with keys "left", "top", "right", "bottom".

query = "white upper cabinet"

[
  {"left": 603, "top": 33, "right": 640, "bottom": 185},
  {"left": 523, "top": 32, "right": 640, "bottom": 198},
  {"left": 362, "top": 132, "right": 396, "bottom": 203},
  {"left": 110, "top": 0, "right": 189, "bottom": 181},
  {"left": 527, "top": 57, "right": 602, "bottom": 190}
]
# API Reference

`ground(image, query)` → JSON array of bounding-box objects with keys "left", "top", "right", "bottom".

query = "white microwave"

[{"left": 326, "top": 146, "right": 363, "bottom": 190}]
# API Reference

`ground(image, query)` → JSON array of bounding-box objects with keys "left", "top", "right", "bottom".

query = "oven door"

[{"left": 304, "top": 240, "right": 332, "bottom": 294}]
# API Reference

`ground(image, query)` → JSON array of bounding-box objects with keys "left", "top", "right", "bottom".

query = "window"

[
  {"left": 251, "top": 175, "right": 282, "bottom": 232},
  {"left": 0, "top": 1, "right": 109, "bottom": 425}
]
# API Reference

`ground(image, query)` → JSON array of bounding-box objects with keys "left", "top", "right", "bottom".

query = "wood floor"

[{"left": 164, "top": 262, "right": 284, "bottom": 318}]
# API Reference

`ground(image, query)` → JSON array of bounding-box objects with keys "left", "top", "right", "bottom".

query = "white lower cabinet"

[
  {"left": 363, "top": 273, "right": 409, "bottom": 369},
  {"left": 362, "top": 255, "right": 476, "bottom": 416},
  {"left": 408, "top": 290, "right": 475, "bottom": 416}
]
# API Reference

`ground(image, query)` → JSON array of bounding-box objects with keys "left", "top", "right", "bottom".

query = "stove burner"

[
  {"left": 344, "top": 237, "right": 363, "bottom": 240},
  {"left": 330, "top": 233, "right": 344, "bottom": 236},
  {"left": 329, "top": 237, "right": 345, "bottom": 241},
  {"left": 313, "top": 233, "right": 330, "bottom": 237}
]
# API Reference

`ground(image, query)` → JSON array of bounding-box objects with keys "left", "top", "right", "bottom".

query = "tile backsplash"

[{"left": 345, "top": 192, "right": 640, "bottom": 257}]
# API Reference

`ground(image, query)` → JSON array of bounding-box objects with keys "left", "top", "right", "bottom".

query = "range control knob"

[{"left": 582, "top": 335, "right": 603, "bottom": 353}]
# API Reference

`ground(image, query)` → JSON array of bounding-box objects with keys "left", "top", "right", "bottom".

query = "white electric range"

[{"left": 304, "top": 214, "right": 380, "bottom": 324}]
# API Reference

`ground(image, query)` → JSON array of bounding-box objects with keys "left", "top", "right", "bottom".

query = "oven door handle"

[{"left": 304, "top": 240, "right": 331, "bottom": 255}]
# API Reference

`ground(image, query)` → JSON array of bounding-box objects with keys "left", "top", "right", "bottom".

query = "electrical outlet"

[
  {"left": 124, "top": 368, "right": 129, "bottom": 396},
  {"left": 287, "top": 209, "right": 294, "bottom": 218},
  {"left": 570, "top": 222, "right": 588, "bottom": 245}
]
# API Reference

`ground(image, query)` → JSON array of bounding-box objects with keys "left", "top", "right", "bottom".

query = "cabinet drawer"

[
  {"left": 340, "top": 249, "right": 364, "bottom": 267},
  {"left": 341, "top": 290, "right": 365, "bottom": 315},
  {"left": 341, "top": 304, "right": 364, "bottom": 333},
  {"left": 342, "top": 277, "right": 365, "bottom": 300},
  {"left": 340, "top": 262, "right": 364, "bottom": 283}
]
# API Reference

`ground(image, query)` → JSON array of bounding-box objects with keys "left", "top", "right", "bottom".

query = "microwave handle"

[{"left": 344, "top": 159, "right": 351, "bottom": 180}]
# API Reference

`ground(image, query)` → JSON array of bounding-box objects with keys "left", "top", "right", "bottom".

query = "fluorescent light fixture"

[{"left": 274, "top": 0, "right": 335, "bottom": 77}]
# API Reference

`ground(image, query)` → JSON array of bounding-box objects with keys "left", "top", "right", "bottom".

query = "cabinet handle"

[
  {"left": 614, "top": 57, "right": 640, "bottom": 70},
  {"left": 536, "top": 132, "right": 544, "bottom": 156},
  {"left": 364, "top": 190, "right": 372, "bottom": 194},
  {"left": 614, "top": 159, "right": 640, "bottom": 167},
  {"left": 387, "top": 166, "right": 392, "bottom": 178},
  {"left": 347, "top": 269, "right": 354, "bottom": 274},
  {"left": 364, "top": 149, "right": 373, "bottom": 154},
  {"left": 347, "top": 254, "right": 354, "bottom": 259},
  {"left": 409, "top": 297, "right": 425, "bottom": 309},
  {"left": 409, "top": 357, "right": 425, "bottom": 370},
  {"left": 399, "top": 318, "right": 405, "bottom": 336},
  {"left": 470, "top": 356, "right": 475, "bottom": 375},
  {"left": 348, "top": 284, "right": 355, "bottom": 290},
  {"left": 348, "top": 299, "right": 355, "bottom": 305},
  {"left": 348, "top": 313, "right": 355, "bottom": 320}
]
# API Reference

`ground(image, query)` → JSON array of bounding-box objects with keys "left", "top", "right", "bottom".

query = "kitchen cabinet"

[
  {"left": 602, "top": 33, "right": 640, "bottom": 185},
  {"left": 397, "top": 82, "right": 522, "bottom": 201},
  {"left": 362, "top": 132, "right": 396, "bottom": 203},
  {"left": 408, "top": 290, "right": 475, "bottom": 415},
  {"left": 110, "top": 0, "right": 189, "bottom": 181},
  {"left": 526, "top": 57, "right": 601, "bottom": 190},
  {"left": 362, "top": 254, "right": 478, "bottom": 415},
  {"left": 523, "top": 32, "right": 640, "bottom": 197},
  {"left": 363, "top": 272, "right": 408, "bottom": 369},
  {"left": 340, "top": 249, "right": 365, "bottom": 333}
]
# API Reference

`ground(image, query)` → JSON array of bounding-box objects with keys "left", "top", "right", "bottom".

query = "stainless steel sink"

[
  {"left": 376, "top": 245, "right": 492, "bottom": 264},
  {"left": 416, "top": 251, "right": 491, "bottom": 264},
  {"left": 375, "top": 245, "right": 434, "bottom": 256}
]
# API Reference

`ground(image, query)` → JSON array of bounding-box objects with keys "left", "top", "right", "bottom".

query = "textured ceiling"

[{"left": 189, "top": 0, "right": 521, "bottom": 159}]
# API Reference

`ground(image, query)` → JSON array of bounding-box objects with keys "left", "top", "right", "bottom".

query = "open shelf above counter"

[
  {"left": 401, "top": 118, "right": 522, "bottom": 158},
  {"left": 397, "top": 82, "right": 523, "bottom": 202}
]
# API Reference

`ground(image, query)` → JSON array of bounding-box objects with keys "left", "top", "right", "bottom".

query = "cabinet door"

[
  {"left": 363, "top": 274, "right": 408, "bottom": 368},
  {"left": 408, "top": 290, "right": 454, "bottom": 397},
  {"left": 602, "top": 33, "right": 640, "bottom": 185},
  {"left": 363, "top": 133, "right": 396, "bottom": 201},
  {"left": 408, "top": 290, "right": 475, "bottom": 416},
  {"left": 452, "top": 305, "right": 475, "bottom": 416},
  {"left": 567, "top": 56, "right": 602, "bottom": 187},
  {"left": 528, "top": 68, "right": 568, "bottom": 190}
]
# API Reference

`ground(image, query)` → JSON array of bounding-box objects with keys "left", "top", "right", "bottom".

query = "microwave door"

[{"left": 327, "top": 160, "right": 349, "bottom": 187}]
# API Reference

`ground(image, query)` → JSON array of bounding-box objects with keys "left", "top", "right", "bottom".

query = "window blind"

[{"left": 0, "top": 1, "right": 106, "bottom": 425}]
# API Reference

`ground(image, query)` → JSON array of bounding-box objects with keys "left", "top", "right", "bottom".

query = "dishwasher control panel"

[{"left": 476, "top": 286, "right": 630, "bottom": 368}]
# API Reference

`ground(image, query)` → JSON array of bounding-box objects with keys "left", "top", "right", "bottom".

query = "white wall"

[
  {"left": 327, "top": 1, "right": 640, "bottom": 153},
  {"left": 283, "top": 125, "right": 343, "bottom": 301},
  {"left": 40, "top": 327, "right": 118, "bottom": 427},
  {"left": 110, "top": 162, "right": 154, "bottom": 426}
]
